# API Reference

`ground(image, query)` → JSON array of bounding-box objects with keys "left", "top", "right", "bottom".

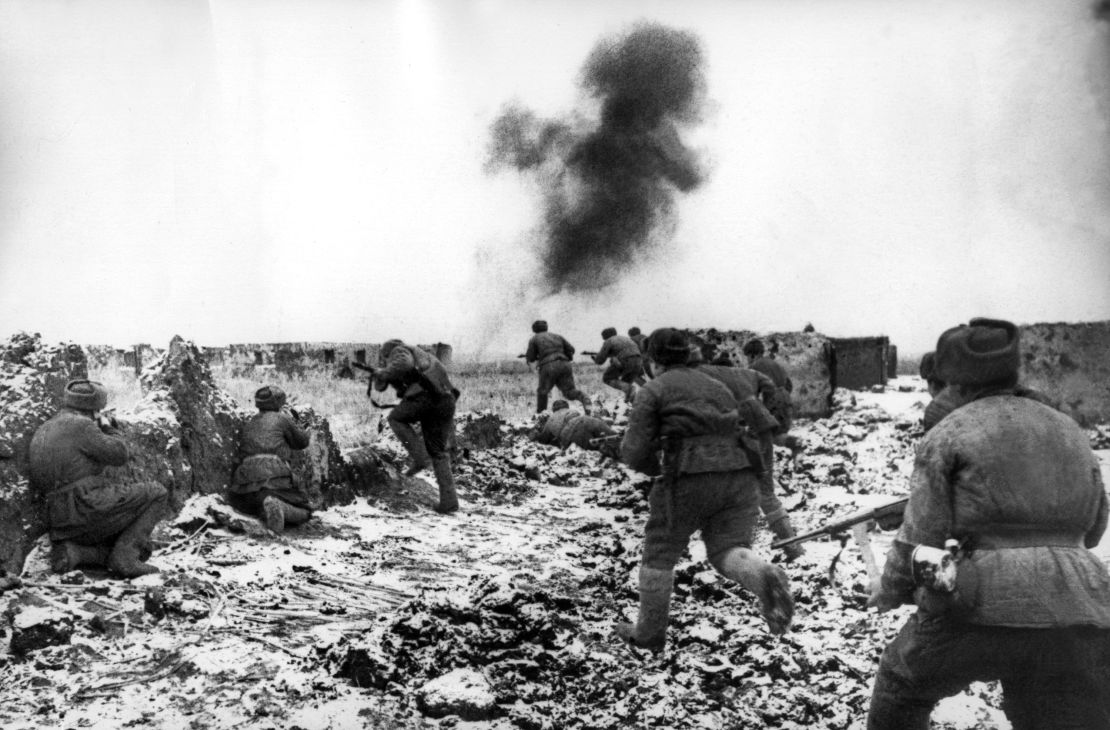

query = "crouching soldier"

[
  {"left": 617, "top": 328, "right": 793, "bottom": 652},
  {"left": 531, "top": 400, "right": 619, "bottom": 458},
  {"left": 525, "top": 320, "right": 591, "bottom": 414},
  {"left": 374, "top": 340, "right": 460, "bottom": 514},
  {"left": 228, "top": 386, "right": 314, "bottom": 533},
  {"left": 29, "top": 379, "right": 167, "bottom": 577},
  {"left": 590, "top": 327, "right": 646, "bottom": 402}
]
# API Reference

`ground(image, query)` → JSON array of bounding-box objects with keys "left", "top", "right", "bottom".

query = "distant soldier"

[
  {"left": 587, "top": 327, "right": 646, "bottom": 402},
  {"left": 617, "top": 328, "right": 793, "bottom": 652},
  {"left": 373, "top": 339, "right": 460, "bottom": 514},
  {"left": 29, "top": 379, "right": 167, "bottom": 577},
  {"left": 228, "top": 386, "right": 314, "bottom": 533},
  {"left": 530, "top": 400, "right": 619, "bottom": 457},
  {"left": 743, "top": 338, "right": 802, "bottom": 457},
  {"left": 868, "top": 318, "right": 1110, "bottom": 729},
  {"left": 524, "top": 320, "right": 591, "bottom": 414},
  {"left": 920, "top": 351, "right": 960, "bottom": 433},
  {"left": 628, "top": 326, "right": 654, "bottom": 378}
]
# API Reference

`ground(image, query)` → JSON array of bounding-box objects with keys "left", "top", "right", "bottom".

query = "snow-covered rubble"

[{"left": 3, "top": 377, "right": 1105, "bottom": 729}]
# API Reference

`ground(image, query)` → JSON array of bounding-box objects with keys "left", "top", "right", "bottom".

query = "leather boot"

[
  {"left": 615, "top": 566, "right": 673, "bottom": 653},
  {"left": 108, "top": 498, "right": 166, "bottom": 578},
  {"left": 769, "top": 515, "right": 805, "bottom": 562},
  {"left": 431, "top": 455, "right": 459, "bottom": 514},
  {"left": 390, "top": 419, "right": 430, "bottom": 476},
  {"left": 536, "top": 393, "right": 549, "bottom": 413},
  {"left": 50, "top": 541, "right": 111, "bottom": 573},
  {"left": 713, "top": 547, "right": 794, "bottom": 635},
  {"left": 263, "top": 496, "right": 312, "bottom": 533}
]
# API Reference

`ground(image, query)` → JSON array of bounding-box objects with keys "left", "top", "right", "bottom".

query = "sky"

[{"left": 0, "top": 0, "right": 1108, "bottom": 358}]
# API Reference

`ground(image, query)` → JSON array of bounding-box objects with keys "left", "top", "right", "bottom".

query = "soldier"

[
  {"left": 744, "top": 338, "right": 802, "bottom": 459},
  {"left": 628, "top": 326, "right": 654, "bottom": 378},
  {"left": 29, "top": 379, "right": 167, "bottom": 577},
  {"left": 699, "top": 356, "right": 806, "bottom": 561},
  {"left": 919, "top": 351, "right": 961, "bottom": 433},
  {"left": 616, "top": 328, "right": 793, "bottom": 652},
  {"left": 524, "top": 320, "right": 591, "bottom": 414},
  {"left": 867, "top": 318, "right": 1110, "bottom": 729},
  {"left": 589, "top": 327, "right": 646, "bottom": 402},
  {"left": 374, "top": 339, "right": 460, "bottom": 514},
  {"left": 228, "top": 386, "right": 314, "bottom": 533},
  {"left": 530, "top": 400, "right": 618, "bottom": 457}
]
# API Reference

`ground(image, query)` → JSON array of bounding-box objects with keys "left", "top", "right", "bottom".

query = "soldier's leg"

[
  {"left": 602, "top": 364, "right": 630, "bottom": 397},
  {"left": 704, "top": 471, "right": 793, "bottom": 634},
  {"left": 536, "top": 364, "right": 554, "bottom": 413},
  {"left": 615, "top": 480, "right": 694, "bottom": 652},
  {"left": 50, "top": 541, "right": 111, "bottom": 573},
  {"left": 554, "top": 363, "right": 591, "bottom": 415},
  {"left": 108, "top": 483, "right": 169, "bottom": 578},
  {"left": 421, "top": 394, "right": 459, "bottom": 514},
  {"left": 388, "top": 399, "right": 431, "bottom": 476},
  {"left": 262, "top": 496, "right": 312, "bottom": 533}
]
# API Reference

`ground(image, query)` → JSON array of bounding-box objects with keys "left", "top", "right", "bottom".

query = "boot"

[
  {"left": 713, "top": 547, "right": 794, "bottom": 635},
  {"left": 390, "top": 419, "right": 431, "bottom": 476},
  {"left": 107, "top": 499, "right": 165, "bottom": 578},
  {"left": 263, "top": 496, "right": 312, "bottom": 533},
  {"left": 615, "top": 566, "right": 673, "bottom": 653},
  {"left": 50, "top": 541, "right": 111, "bottom": 573},
  {"left": 536, "top": 393, "right": 549, "bottom": 413},
  {"left": 431, "top": 455, "right": 459, "bottom": 514},
  {"left": 769, "top": 515, "right": 805, "bottom": 562}
]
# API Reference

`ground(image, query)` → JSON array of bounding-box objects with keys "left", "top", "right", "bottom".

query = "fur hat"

[
  {"left": 601, "top": 327, "right": 618, "bottom": 340},
  {"left": 649, "top": 328, "right": 690, "bottom": 366},
  {"left": 743, "top": 339, "right": 765, "bottom": 358},
  {"left": 254, "top": 385, "right": 287, "bottom": 411},
  {"left": 628, "top": 326, "right": 641, "bottom": 337},
  {"left": 380, "top": 339, "right": 404, "bottom": 362},
  {"left": 63, "top": 379, "right": 108, "bottom": 412},
  {"left": 532, "top": 320, "right": 548, "bottom": 333},
  {"left": 551, "top": 399, "right": 569, "bottom": 412},
  {"left": 934, "top": 318, "right": 1020, "bottom": 386}
]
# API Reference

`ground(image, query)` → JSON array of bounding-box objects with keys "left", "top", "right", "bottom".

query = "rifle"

[
  {"left": 588, "top": 433, "right": 623, "bottom": 446},
  {"left": 580, "top": 351, "right": 599, "bottom": 358},
  {"left": 350, "top": 362, "right": 395, "bottom": 408},
  {"left": 516, "top": 354, "right": 528, "bottom": 359},
  {"left": 772, "top": 496, "right": 908, "bottom": 551}
]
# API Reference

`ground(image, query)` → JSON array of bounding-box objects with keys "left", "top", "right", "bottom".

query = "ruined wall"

[
  {"left": 887, "top": 345, "right": 898, "bottom": 379},
  {"left": 830, "top": 336, "right": 890, "bottom": 390},
  {"left": 1019, "top": 321, "right": 1110, "bottom": 426},
  {"left": 689, "top": 329, "right": 834, "bottom": 418}
]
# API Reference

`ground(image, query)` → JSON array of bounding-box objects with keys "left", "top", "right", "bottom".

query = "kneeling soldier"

[
  {"left": 30, "top": 379, "right": 167, "bottom": 577},
  {"left": 229, "top": 386, "right": 314, "bottom": 532}
]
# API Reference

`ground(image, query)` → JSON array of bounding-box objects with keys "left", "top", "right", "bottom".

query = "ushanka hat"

[
  {"left": 649, "top": 328, "right": 690, "bottom": 366},
  {"left": 532, "top": 320, "right": 548, "bottom": 333},
  {"left": 918, "top": 351, "right": 937, "bottom": 381},
  {"left": 934, "top": 318, "right": 1020, "bottom": 386},
  {"left": 601, "top": 327, "right": 618, "bottom": 340},
  {"left": 254, "top": 385, "right": 287, "bottom": 411},
  {"left": 63, "top": 379, "right": 108, "bottom": 411}
]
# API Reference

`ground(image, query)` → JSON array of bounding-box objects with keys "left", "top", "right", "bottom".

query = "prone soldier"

[
  {"left": 530, "top": 400, "right": 618, "bottom": 458},
  {"left": 29, "top": 379, "right": 167, "bottom": 577}
]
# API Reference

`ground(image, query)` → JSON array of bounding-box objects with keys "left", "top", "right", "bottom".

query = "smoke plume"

[{"left": 487, "top": 21, "right": 708, "bottom": 294}]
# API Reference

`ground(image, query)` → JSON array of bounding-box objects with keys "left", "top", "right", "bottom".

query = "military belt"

[{"left": 974, "top": 531, "right": 1084, "bottom": 549}]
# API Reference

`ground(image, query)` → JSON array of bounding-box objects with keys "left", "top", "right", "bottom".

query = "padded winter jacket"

[
  {"left": 593, "top": 335, "right": 642, "bottom": 366},
  {"left": 621, "top": 366, "right": 751, "bottom": 478},
  {"left": 881, "top": 393, "right": 1110, "bottom": 627},
  {"left": 525, "top": 332, "right": 575, "bottom": 366},
  {"left": 29, "top": 408, "right": 128, "bottom": 492},
  {"left": 374, "top": 343, "right": 455, "bottom": 399}
]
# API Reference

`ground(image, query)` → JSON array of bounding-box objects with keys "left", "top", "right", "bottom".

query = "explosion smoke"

[{"left": 487, "top": 22, "right": 708, "bottom": 294}]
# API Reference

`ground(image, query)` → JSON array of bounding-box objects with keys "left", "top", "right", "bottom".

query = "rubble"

[{"left": 418, "top": 668, "right": 497, "bottom": 720}]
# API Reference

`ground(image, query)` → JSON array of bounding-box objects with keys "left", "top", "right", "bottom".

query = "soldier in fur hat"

[
  {"left": 591, "top": 327, "right": 646, "bottom": 402},
  {"left": 29, "top": 379, "right": 167, "bottom": 577},
  {"left": 228, "top": 385, "right": 314, "bottom": 532},
  {"left": 867, "top": 318, "right": 1110, "bottom": 729},
  {"left": 524, "top": 320, "right": 592, "bottom": 414}
]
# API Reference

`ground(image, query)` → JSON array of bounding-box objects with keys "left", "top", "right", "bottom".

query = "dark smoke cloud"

[{"left": 487, "top": 21, "right": 708, "bottom": 294}]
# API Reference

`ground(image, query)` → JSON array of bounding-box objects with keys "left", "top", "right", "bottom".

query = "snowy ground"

[{"left": 1, "top": 377, "right": 1106, "bottom": 729}]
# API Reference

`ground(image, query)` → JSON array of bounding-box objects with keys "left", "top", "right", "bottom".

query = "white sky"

[{"left": 0, "top": 0, "right": 1107, "bottom": 357}]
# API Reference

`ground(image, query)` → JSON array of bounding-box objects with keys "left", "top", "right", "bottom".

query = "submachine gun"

[
  {"left": 773, "top": 496, "right": 909, "bottom": 597},
  {"left": 351, "top": 362, "right": 396, "bottom": 410}
]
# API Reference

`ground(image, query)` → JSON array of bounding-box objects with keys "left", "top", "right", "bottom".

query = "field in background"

[{"left": 91, "top": 360, "right": 608, "bottom": 451}]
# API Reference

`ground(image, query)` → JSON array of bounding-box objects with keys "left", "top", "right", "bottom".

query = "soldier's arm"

[
  {"left": 737, "top": 396, "right": 779, "bottom": 436},
  {"left": 593, "top": 341, "right": 611, "bottom": 365},
  {"left": 78, "top": 421, "right": 129, "bottom": 466},
  {"left": 563, "top": 337, "right": 575, "bottom": 359},
  {"left": 1085, "top": 464, "right": 1108, "bottom": 549},
  {"left": 755, "top": 371, "right": 776, "bottom": 402},
  {"left": 524, "top": 338, "right": 538, "bottom": 365},
  {"left": 620, "top": 387, "right": 661, "bottom": 475},
  {"left": 373, "top": 347, "right": 415, "bottom": 391},
  {"left": 283, "top": 414, "right": 311, "bottom": 450}
]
